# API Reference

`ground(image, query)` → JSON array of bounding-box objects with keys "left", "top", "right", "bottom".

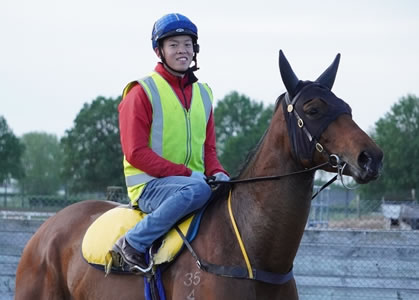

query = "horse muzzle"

[{"left": 350, "top": 148, "right": 384, "bottom": 184}]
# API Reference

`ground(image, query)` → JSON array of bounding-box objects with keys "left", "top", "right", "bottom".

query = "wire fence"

[
  {"left": 0, "top": 186, "right": 127, "bottom": 212},
  {"left": 301, "top": 188, "right": 419, "bottom": 299},
  {"left": 1, "top": 187, "right": 419, "bottom": 299}
]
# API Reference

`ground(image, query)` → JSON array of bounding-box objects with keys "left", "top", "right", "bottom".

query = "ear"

[
  {"left": 154, "top": 47, "right": 161, "bottom": 58},
  {"left": 279, "top": 50, "right": 299, "bottom": 95},
  {"left": 316, "top": 53, "right": 341, "bottom": 90}
]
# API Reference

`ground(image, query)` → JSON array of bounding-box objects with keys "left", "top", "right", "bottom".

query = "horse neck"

[{"left": 232, "top": 104, "right": 315, "bottom": 272}]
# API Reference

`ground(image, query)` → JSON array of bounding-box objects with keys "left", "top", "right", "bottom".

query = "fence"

[
  {"left": 0, "top": 191, "right": 122, "bottom": 211},
  {"left": 1, "top": 188, "right": 419, "bottom": 299},
  {"left": 1, "top": 217, "right": 44, "bottom": 299},
  {"left": 295, "top": 230, "right": 419, "bottom": 299}
]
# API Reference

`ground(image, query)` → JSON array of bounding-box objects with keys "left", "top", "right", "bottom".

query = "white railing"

[{"left": 0, "top": 210, "right": 55, "bottom": 220}]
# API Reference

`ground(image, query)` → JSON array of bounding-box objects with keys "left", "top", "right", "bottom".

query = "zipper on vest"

[
  {"left": 179, "top": 78, "right": 190, "bottom": 110},
  {"left": 184, "top": 109, "right": 192, "bottom": 166},
  {"left": 178, "top": 78, "right": 192, "bottom": 166}
]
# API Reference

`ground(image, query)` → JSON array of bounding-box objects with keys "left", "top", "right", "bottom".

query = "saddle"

[{"left": 81, "top": 205, "right": 205, "bottom": 274}]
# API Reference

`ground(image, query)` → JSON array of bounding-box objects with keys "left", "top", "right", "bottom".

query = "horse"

[{"left": 15, "top": 51, "right": 383, "bottom": 300}]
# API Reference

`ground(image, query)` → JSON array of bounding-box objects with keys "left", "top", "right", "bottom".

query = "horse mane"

[
  {"left": 233, "top": 93, "right": 286, "bottom": 180},
  {"left": 210, "top": 92, "right": 288, "bottom": 201}
]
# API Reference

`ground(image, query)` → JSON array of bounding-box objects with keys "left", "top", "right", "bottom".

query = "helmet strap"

[
  {"left": 158, "top": 45, "right": 199, "bottom": 74},
  {"left": 191, "top": 43, "right": 200, "bottom": 71},
  {"left": 190, "top": 53, "right": 199, "bottom": 72}
]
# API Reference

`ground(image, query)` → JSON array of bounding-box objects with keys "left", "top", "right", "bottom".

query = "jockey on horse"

[{"left": 113, "top": 13, "right": 229, "bottom": 273}]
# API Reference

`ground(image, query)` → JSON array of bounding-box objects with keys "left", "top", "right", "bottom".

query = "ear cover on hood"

[{"left": 278, "top": 50, "right": 351, "bottom": 163}]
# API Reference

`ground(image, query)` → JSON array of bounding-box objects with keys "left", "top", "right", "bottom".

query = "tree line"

[{"left": 1, "top": 93, "right": 419, "bottom": 201}]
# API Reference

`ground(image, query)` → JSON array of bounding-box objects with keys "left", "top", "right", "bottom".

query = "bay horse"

[{"left": 15, "top": 51, "right": 383, "bottom": 300}]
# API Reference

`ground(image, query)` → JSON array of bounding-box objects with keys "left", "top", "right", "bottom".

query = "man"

[{"left": 113, "top": 13, "right": 229, "bottom": 272}]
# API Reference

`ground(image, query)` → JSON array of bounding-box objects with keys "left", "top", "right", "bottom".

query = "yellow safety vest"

[{"left": 122, "top": 72, "right": 213, "bottom": 205}]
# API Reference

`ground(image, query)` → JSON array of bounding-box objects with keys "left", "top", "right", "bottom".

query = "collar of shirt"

[{"left": 155, "top": 63, "right": 198, "bottom": 89}]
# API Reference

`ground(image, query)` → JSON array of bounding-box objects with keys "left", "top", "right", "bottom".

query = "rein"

[
  {"left": 207, "top": 155, "right": 348, "bottom": 201},
  {"left": 209, "top": 161, "right": 329, "bottom": 185}
]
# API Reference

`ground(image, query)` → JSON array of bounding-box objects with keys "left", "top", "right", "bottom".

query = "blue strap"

[
  {"left": 155, "top": 268, "right": 166, "bottom": 300},
  {"left": 144, "top": 253, "right": 166, "bottom": 300}
]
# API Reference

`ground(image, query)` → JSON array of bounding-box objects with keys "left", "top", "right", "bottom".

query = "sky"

[{"left": 1, "top": 0, "right": 419, "bottom": 138}]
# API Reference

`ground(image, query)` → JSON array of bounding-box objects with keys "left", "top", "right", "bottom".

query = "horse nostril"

[{"left": 358, "top": 151, "right": 372, "bottom": 171}]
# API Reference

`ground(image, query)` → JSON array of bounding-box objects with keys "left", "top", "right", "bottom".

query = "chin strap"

[{"left": 158, "top": 45, "right": 199, "bottom": 75}]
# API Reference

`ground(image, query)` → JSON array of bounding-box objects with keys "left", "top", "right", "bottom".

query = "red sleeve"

[
  {"left": 204, "top": 110, "right": 229, "bottom": 176},
  {"left": 118, "top": 84, "right": 192, "bottom": 177}
]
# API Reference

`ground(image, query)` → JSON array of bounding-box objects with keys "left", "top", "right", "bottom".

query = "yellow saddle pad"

[{"left": 81, "top": 206, "right": 194, "bottom": 271}]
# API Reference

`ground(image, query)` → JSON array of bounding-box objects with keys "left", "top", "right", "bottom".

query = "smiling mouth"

[{"left": 177, "top": 57, "right": 188, "bottom": 61}]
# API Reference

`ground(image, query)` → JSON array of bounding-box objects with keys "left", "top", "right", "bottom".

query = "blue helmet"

[{"left": 151, "top": 13, "right": 198, "bottom": 50}]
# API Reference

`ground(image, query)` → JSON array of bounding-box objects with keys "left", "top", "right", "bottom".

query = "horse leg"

[{"left": 283, "top": 279, "right": 299, "bottom": 300}]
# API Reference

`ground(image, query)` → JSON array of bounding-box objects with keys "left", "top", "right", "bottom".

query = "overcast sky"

[{"left": 1, "top": 0, "right": 418, "bottom": 138}]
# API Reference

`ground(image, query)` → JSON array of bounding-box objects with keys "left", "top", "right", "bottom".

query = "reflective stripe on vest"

[
  {"left": 143, "top": 76, "right": 164, "bottom": 156},
  {"left": 125, "top": 173, "right": 157, "bottom": 187},
  {"left": 123, "top": 73, "right": 213, "bottom": 189},
  {"left": 198, "top": 83, "right": 212, "bottom": 123}
]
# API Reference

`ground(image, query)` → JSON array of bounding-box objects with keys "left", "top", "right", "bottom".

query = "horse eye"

[{"left": 307, "top": 108, "right": 318, "bottom": 115}]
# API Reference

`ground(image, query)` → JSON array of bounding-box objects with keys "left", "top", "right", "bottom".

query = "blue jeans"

[{"left": 125, "top": 176, "right": 212, "bottom": 253}]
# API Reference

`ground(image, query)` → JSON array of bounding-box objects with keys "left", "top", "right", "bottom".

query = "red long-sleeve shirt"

[{"left": 118, "top": 63, "right": 227, "bottom": 178}]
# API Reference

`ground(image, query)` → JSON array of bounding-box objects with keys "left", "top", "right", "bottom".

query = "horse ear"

[
  {"left": 316, "top": 53, "right": 341, "bottom": 90},
  {"left": 279, "top": 50, "right": 299, "bottom": 95}
]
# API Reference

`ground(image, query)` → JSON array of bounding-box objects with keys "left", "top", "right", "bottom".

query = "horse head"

[{"left": 279, "top": 50, "right": 383, "bottom": 184}]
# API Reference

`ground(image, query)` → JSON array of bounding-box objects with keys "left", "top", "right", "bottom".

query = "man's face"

[{"left": 158, "top": 35, "right": 194, "bottom": 73}]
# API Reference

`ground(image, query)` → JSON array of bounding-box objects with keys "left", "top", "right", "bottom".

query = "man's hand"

[{"left": 212, "top": 172, "right": 230, "bottom": 182}]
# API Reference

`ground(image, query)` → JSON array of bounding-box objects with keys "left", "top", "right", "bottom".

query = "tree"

[
  {"left": 214, "top": 92, "right": 273, "bottom": 176},
  {"left": 61, "top": 96, "right": 124, "bottom": 193},
  {"left": 20, "top": 132, "right": 62, "bottom": 195},
  {"left": 0, "top": 116, "right": 25, "bottom": 183},
  {"left": 359, "top": 94, "right": 419, "bottom": 200}
]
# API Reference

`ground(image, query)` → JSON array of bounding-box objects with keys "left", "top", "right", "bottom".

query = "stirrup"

[{"left": 129, "top": 247, "right": 154, "bottom": 275}]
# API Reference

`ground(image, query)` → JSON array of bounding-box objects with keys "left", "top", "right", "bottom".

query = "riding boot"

[{"left": 112, "top": 236, "right": 152, "bottom": 274}]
